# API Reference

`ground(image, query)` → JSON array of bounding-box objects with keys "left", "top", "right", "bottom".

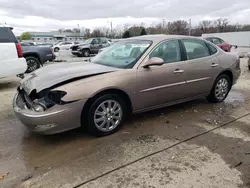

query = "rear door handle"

[
  {"left": 174, "top": 69, "right": 184, "bottom": 74},
  {"left": 211, "top": 63, "right": 219, "bottom": 67}
]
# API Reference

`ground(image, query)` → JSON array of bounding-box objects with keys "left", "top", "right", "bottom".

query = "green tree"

[
  {"left": 140, "top": 28, "right": 147, "bottom": 35},
  {"left": 122, "top": 30, "right": 130, "bottom": 38},
  {"left": 20, "top": 32, "right": 32, "bottom": 40}
]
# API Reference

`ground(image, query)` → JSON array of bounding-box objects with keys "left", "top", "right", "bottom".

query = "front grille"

[{"left": 72, "top": 46, "right": 79, "bottom": 51}]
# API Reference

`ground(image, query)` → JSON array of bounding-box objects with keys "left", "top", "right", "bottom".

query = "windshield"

[
  {"left": 92, "top": 40, "right": 152, "bottom": 69},
  {"left": 84, "top": 38, "right": 93, "bottom": 44},
  {"left": 54, "top": 41, "right": 62, "bottom": 45}
]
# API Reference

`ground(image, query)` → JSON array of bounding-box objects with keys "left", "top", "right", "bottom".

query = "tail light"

[
  {"left": 50, "top": 47, "right": 54, "bottom": 54},
  {"left": 16, "top": 43, "right": 23, "bottom": 58}
]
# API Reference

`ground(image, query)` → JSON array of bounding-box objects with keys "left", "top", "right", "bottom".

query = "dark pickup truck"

[
  {"left": 70, "top": 37, "right": 110, "bottom": 57},
  {"left": 21, "top": 42, "right": 56, "bottom": 73}
]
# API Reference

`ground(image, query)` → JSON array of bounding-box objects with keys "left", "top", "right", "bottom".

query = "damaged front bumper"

[{"left": 13, "top": 92, "right": 86, "bottom": 135}]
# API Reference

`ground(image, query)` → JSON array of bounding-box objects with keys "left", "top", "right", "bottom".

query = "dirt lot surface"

[{"left": 0, "top": 58, "right": 250, "bottom": 188}]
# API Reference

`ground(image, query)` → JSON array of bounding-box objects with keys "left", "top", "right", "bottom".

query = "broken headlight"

[
  {"left": 32, "top": 103, "right": 46, "bottom": 112},
  {"left": 48, "top": 90, "right": 67, "bottom": 104},
  {"left": 31, "top": 90, "right": 67, "bottom": 112}
]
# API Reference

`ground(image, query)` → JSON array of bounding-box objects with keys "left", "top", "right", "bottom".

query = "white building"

[
  {"left": 202, "top": 31, "right": 250, "bottom": 47},
  {"left": 28, "top": 31, "right": 84, "bottom": 43}
]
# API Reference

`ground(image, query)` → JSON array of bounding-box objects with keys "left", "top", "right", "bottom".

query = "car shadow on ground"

[
  {"left": 21, "top": 98, "right": 210, "bottom": 146},
  {"left": 0, "top": 79, "right": 20, "bottom": 91}
]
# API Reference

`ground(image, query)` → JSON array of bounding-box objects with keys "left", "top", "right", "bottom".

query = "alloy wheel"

[
  {"left": 93, "top": 100, "right": 123, "bottom": 132},
  {"left": 215, "top": 78, "right": 229, "bottom": 101},
  {"left": 27, "top": 59, "right": 38, "bottom": 72},
  {"left": 83, "top": 50, "right": 90, "bottom": 57}
]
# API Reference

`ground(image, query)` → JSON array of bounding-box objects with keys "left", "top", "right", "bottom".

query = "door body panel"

[
  {"left": 185, "top": 56, "right": 220, "bottom": 97},
  {"left": 135, "top": 62, "right": 187, "bottom": 110}
]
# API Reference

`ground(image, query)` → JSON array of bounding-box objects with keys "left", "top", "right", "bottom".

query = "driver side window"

[
  {"left": 92, "top": 39, "right": 98, "bottom": 44},
  {"left": 92, "top": 38, "right": 101, "bottom": 45},
  {"left": 149, "top": 40, "right": 181, "bottom": 64}
]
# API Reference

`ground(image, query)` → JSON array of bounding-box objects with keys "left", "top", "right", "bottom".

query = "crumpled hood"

[{"left": 20, "top": 62, "right": 118, "bottom": 95}]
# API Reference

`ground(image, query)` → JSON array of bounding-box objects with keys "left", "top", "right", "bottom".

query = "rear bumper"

[
  {"left": 13, "top": 93, "right": 86, "bottom": 134},
  {"left": 41, "top": 54, "right": 56, "bottom": 63},
  {"left": 1, "top": 58, "right": 27, "bottom": 77}
]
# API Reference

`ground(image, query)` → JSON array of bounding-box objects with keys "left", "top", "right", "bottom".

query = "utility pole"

[
  {"left": 108, "top": 21, "right": 113, "bottom": 38},
  {"left": 110, "top": 21, "right": 113, "bottom": 38},
  {"left": 189, "top": 19, "right": 192, "bottom": 36},
  {"left": 162, "top": 19, "right": 165, "bottom": 33},
  {"left": 77, "top": 24, "right": 80, "bottom": 41}
]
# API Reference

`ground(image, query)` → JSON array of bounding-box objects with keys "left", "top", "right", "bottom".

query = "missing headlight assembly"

[{"left": 19, "top": 87, "right": 68, "bottom": 112}]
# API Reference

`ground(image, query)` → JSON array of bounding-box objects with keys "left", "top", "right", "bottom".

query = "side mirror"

[{"left": 142, "top": 57, "right": 164, "bottom": 68}]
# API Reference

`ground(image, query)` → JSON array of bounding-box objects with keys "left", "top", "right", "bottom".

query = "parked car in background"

[
  {"left": 71, "top": 37, "right": 110, "bottom": 57},
  {"left": 0, "top": 27, "right": 27, "bottom": 78},
  {"left": 52, "top": 41, "right": 76, "bottom": 52},
  {"left": 70, "top": 42, "right": 84, "bottom": 53},
  {"left": 13, "top": 35, "right": 240, "bottom": 136},
  {"left": 38, "top": 43, "right": 54, "bottom": 47},
  {"left": 204, "top": 37, "right": 232, "bottom": 52},
  {"left": 21, "top": 42, "right": 56, "bottom": 73}
]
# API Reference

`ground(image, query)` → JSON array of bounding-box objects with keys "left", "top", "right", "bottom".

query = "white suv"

[{"left": 0, "top": 27, "right": 27, "bottom": 78}]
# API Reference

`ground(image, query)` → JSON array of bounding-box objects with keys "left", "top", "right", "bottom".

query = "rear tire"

[
  {"left": 25, "top": 56, "right": 40, "bottom": 73},
  {"left": 85, "top": 94, "right": 127, "bottom": 137},
  {"left": 207, "top": 74, "right": 231, "bottom": 103}
]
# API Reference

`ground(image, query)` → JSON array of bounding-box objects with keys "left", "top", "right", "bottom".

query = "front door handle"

[
  {"left": 211, "top": 63, "right": 219, "bottom": 67},
  {"left": 174, "top": 69, "right": 184, "bottom": 74}
]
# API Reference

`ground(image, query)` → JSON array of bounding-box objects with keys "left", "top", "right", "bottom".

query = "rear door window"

[
  {"left": 0, "top": 28, "right": 18, "bottom": 43},
  {"left": 181, "top": 39, "right": 210, "bottom": 60}
]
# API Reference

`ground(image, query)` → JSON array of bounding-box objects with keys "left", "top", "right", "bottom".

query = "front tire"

[
  {"left": 207, "top": 74, "right": 231, "bottom": 103},
  {"left": 86, "top": 94, "right": 127, "bottom": 136},
  {"left": 25, "top": 56, "right": 40, "bottom": 73},
  {"left": 54, "top": 47, "right": 59, "bottom": 52},
  {"left": 82, "top": 49, "right": 90, "bottom": 57}
]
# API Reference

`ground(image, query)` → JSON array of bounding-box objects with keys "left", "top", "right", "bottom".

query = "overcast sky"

[{"left": 0, "top": 0, "right": 249, "bottom": 35}]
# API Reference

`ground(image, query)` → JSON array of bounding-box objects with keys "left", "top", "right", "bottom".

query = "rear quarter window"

[
  {"left": 206, "top": 43, "right": 218, "bottom": 55},
  {"left": 0, "top": 28, "right": 18, "bottom": 43}
]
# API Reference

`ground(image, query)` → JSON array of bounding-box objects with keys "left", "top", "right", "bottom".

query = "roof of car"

[{"left": 127, "top": 34, "right": 203, "bottom": 43}]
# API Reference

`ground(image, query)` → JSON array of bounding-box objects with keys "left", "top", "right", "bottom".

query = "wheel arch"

[
  {"left": 81, "top": 88, "right": 133, "bottom": 125},
  {"left": 81, "top": 48, "right": 90, "bottom": 51},
  {"left": 23, "top": 52, "right": 41, "bottom": 63},
  {"left": 217, "top": 69, "right": 233, "bottom": 84}
]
